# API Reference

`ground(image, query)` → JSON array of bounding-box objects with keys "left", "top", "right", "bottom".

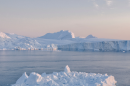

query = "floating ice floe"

[{"left": 12, "top": 65, "right": 117, "bottom": 86}]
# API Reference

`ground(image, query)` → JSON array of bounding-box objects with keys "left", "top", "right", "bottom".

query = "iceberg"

[
  {"left": 38, "top": 30, "right": 75, "bottom": 40},
  {"left": 12, "top": 65, "right": 117, "bottom": 86},
  {"left": 0, "top": 30, "right": 130, "bottom": 52},
  {"left": 58, "top": 40, "right": 130, "bottom": 52},
  {"left": 86, "top": 34, "right": 97, "bottom": 39}
]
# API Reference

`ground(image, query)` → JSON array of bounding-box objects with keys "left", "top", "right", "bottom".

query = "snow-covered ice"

[
  {"left": 0, "top": 32, "right": 10, "bottom": 39},
  {"left": 0, "top": 30, "right": 130, "bottom": 52},
  {"left": 39, "top": 30, "right": 75, "bottom": 40},
  {"left": 12, "top": 65, "right": 117, "bottom": 86}
]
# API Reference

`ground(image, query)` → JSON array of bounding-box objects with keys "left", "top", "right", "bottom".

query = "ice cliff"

[{"left": 58, "top": 40, "right": 130, "bottom": 52}]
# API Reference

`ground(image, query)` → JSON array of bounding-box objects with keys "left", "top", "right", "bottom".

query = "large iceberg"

[
  {"left": 58, "top": 40, "right": 130, "bottom": 52},
  {"left": 12, "top": 65, "right": 117, "bottom": 86},
  {"left": 0, "top": 30, "right": 130, "bottom": 51},
  {"left": 0, "top": 31, "right": 75, "bottom": 50}
]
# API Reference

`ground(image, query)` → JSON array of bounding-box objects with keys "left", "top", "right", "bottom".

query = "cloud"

[
  {"left": 91, "top": 0, "right": 99, "bottom": 8},
  {"left": 94, "top": 2, "right": 99, "bottom": 8},
  {"left": 106, "top": 0, "right": 113, "bottom": 6}
]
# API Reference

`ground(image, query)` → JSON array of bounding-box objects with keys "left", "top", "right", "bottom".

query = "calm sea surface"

[{"left": 0, "top": 50, "right": 130, "bottom": 86}]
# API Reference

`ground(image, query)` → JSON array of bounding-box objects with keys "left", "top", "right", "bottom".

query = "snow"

[
  {"left": 0, "top": 30, "right": 129, "bottom": 51},
  {"left": 64, "top": 65, "right": 71, "bottom": 73},
  {"left": 6, "top": 33, "right": 25, "bottom": 39},
  {"left": 0, "top": 32, "right": 10, "bottom": 39},
  {"left": 16, "top": 72, "right": 28, "bottom": 84},
  {"left": 38, "top": 30, "right": 75, "bottom": 40},
  {"left": 12, "top": 65, "right": 117, "bottom": 86}
]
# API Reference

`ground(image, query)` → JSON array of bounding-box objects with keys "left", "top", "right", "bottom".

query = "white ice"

[
  {"left": 0, "top": 30, "right": 129, "bottom": 51},
  {"left": 12, "top": 65, "right": 117, "bottom": 86}
]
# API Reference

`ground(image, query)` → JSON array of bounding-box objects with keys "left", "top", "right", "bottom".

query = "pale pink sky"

[{"left": 0, "top": 0, "right": 130, "bottom": 40}]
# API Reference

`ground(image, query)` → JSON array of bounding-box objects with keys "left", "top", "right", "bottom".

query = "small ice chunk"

[
  {"left": 25, "top": 72, "right": 42, "bottom": 85},
  {"left": 16, "top": 72, "right": 28, "bottom": 84},
  {"left": 102, "top": 76, "right": 117, "bottom": 86},
  {"left": 123, "top": 51, "right": 125, "bottom": 53},
  {"left": 64, "top": 65, "right": 71, "bottom": 73}
]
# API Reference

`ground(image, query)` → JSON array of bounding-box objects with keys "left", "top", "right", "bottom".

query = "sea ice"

[{"left": 12, "top": 65, "right": 117, "bottom": 86}]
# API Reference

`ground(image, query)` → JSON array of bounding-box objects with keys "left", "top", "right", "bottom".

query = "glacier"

[
  {"left": 0, "top": 30, "right": 129, "bottom": 52},
  {"left": 12, "top": 65, "right": 117, "bottom": 86}
]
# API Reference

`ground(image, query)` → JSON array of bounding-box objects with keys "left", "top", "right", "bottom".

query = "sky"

[{"left": 0, "top": 0, "right": 130, "bottom": 40}]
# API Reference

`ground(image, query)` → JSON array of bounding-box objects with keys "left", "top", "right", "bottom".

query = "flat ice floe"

[{"left": 12, "top": 65, "right": 117, "bottom": 86}]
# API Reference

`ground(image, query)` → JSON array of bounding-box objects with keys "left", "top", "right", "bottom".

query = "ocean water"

[{"left": 0, "top": 50, "right": 130, "bottom": 86}]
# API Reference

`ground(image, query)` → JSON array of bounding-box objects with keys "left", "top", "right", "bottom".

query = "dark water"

[{"left": 0, "top": 50, "right": 130, "bottom": 86}]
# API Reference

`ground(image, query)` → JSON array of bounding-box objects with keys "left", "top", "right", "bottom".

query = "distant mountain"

[
  {"left": 86, "top": 34, "right": 97, "bottom": 39},
  {"left": 38, "top": 30, "right": 75, "bottom": 40}
]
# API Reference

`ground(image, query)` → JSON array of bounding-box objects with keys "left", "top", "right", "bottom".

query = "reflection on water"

[{"left": 0, "top": 50, "right": 130, "bottom": 86}]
